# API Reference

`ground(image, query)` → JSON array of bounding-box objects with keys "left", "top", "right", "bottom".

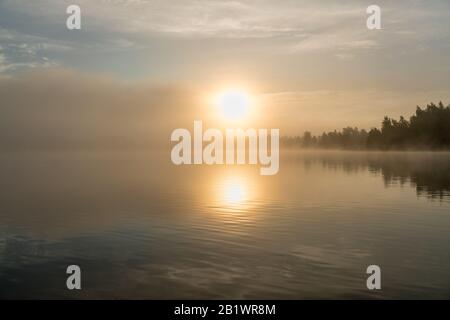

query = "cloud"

[
  {"left": 0, "top": 49, "right": 57, "bottom": 74},
  {"left": 0, "top": 1, "right": 402, "bottom": 41},
  {"left": 0, "top": 27, "right": 68, "bottom": 74},
  {"left": 1, "top": 0, "right": 450, "bottom": 101},
  {"left": 1, "top": 0, "right": 446, "bottom": 80},
  {"left": 2, "top": 1, "right": 450, "bottom": 47},
  {"left": 0, "top": 50, "right": 9, "bottom": 72}
]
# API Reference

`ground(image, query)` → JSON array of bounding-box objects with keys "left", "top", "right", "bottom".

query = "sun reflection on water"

[
  {"left": 191, "top": 167, "right": 268, "bottom": 226},
  {"left": 212, "top": 172, "right": 261, "bottom": 224},
  {"left": 223, "top": 178, "right": 248, "bottom": 205}
]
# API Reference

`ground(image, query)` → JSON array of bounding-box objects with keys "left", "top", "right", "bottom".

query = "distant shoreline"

[
  {"left": 281, "top": 102, "right": 450, "bottom": 151},
  {"left": 280, "top": 145, "right": 450, "bottom": 152}
]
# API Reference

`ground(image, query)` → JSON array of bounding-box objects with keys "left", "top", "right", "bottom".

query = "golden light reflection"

[
  {"left": 223, "top": 177, "right": 248, "bottom": 205},
  {"left": 214, "top": 172, "right": 259, "bottom": 217},
  {"left": 192, "top": 167, "right": 269, "bottom": 227}
]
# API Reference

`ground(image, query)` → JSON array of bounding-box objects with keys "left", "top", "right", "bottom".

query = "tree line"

[{"left": 281, "top": 102, "right": 450, "bottom": 150}]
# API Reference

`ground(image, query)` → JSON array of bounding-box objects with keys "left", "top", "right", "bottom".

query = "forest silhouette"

[{"left": 282, "top": 102, "right": 450, "bottom": 150}]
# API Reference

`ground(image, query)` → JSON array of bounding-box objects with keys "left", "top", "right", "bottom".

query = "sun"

[{"left": 215, "top": 89, "right": 252, "bottom": 121}]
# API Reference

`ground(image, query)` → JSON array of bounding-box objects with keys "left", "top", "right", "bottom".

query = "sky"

[{"left": 1, "top": 0, "right": 450, "bottom": 147}]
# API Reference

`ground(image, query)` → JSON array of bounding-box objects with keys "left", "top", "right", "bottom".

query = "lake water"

[{"left": 1, "top": 150, "right": 449, "bottom": 299}]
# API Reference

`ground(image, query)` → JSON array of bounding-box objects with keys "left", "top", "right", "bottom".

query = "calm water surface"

[{"left": 0, "top": 150, "right": 449, "bottom": 299}]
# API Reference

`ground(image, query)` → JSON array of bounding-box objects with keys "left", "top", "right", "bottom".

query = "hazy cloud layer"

[
  {"left": 1, "top": 68, "right": 449, "bottom": 150},
  {"left": 0, "top": 69, "right": 201, "bottom": 149},
  {"left": 1, "top": 0, "right": 450, "bottom": 78}
]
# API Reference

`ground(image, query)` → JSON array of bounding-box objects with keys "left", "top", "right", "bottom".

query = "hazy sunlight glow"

[{"left": 216, "top": 90, "right": 251, "bottom": 120}]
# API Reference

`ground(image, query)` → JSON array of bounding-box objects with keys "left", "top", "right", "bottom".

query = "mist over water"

[{"left": 0, "top": 150, "right": 449, "bottom": 299}]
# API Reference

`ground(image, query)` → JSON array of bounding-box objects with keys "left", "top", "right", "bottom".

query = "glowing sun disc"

[{"left": 216, "top": 90, "right": 251, "bottom": 120}]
